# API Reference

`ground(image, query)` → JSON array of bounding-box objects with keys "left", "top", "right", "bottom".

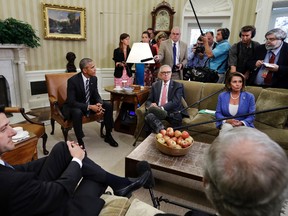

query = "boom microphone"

[
  {"left": 136, "top": 161, "right": 155, "bottom": 189},
  {"left": 141, "top": 57, "right": 154, "bottom": 62}
]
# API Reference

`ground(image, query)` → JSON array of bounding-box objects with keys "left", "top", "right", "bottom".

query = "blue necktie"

[
  {"left": 173, "top": 43, "right": 177, "bottom": 66},
  {"left": 4, "top": 161, "right": 15, "bottom": 170}
]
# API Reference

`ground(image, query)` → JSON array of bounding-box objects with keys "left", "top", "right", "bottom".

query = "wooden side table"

[
  {"left": 2, "top": 133, "right": 38, "bottom": 165},
  {"left": 105, "top": 86, "right": 150, "bottom": 135}
]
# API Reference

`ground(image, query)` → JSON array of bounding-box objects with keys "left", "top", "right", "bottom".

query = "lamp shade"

[{"left": 126, "top": 43, "right": 155, "bottom": 64}]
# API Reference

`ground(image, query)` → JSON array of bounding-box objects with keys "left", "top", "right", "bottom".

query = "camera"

[{"left": 195, "top": 45, "right": 205, "bottom": 54}]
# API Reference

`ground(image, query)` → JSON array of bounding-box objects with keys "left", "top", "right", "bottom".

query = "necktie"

[
  {"left": 85, "top": 79, "right": 90, "bottom": 105},
  {"left": 4, "top": 161, "right": 15, "bottom": 170},
  {"left": 264, "top": 52, "right": 275, "bottom": 85},
  {"left": 160, "top": 83, "right": 167, "bottom": 106},
  {"left": 173, "top": 43, "right": 177, "bottom": 66}
]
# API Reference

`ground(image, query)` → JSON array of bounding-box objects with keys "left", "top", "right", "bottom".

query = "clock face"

[{"left": 155, "top": 9, "right": 170, "bottom": 31}]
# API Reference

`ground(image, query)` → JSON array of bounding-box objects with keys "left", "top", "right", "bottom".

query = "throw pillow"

[
  {"left": 255, "top": 89, "right": 288, "bottom": 129},
  {"left": 99, "top": 194, "right": 131, "bottom": 216},
  {"left": 125, "top": 198, "right": 164, "bottom": 216}
]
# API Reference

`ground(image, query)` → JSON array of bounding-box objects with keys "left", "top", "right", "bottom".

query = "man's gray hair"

[
  {"left": 79, "top": 58, "right": 93, "bottom": 71},
  {"left": 159, "top": 65, "right": 171, "bottom": 72},
  {"left": 265, "top": 28, "right": 287, "bottom": 41},
  {"left": 204, "top": 127, "right": 288, "bottom": 216}
]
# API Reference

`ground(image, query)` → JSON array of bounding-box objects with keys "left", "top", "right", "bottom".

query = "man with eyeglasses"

[
  {"left": 154, "top": 26, "right": 188, "bottom": 80},
  {"left": 144, "top": 65, "right": 188, "bottom": 134},
  {"left": 247, "top": 28, "right": 288, "bottom": 88}
]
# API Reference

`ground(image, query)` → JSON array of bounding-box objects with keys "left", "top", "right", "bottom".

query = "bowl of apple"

[{"left": 155, "top": 127, "right": 193, "bottom": 156}]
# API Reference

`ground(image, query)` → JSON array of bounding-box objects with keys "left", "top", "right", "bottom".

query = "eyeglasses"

[
  {"left": 171, "top": 33, "right": 180, "bottom": 36},
  {"left": 265, "top": 38, "right": 279, "bottom": 42},
  {"left": 160, "top": 71, "right": 172, "bottom": 75}
]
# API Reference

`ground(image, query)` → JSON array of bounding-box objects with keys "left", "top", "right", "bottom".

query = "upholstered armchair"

[
  {"left": 4, "top": 107, "right": 48, "bottom": 155},
  {"left": 45, "top": 73, "right": 104, "bottom": 142}
]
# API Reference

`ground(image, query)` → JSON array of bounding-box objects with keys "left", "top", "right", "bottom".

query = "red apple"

[
  {"left": 181, "top": 130, "right": 190, "bottom": 139},
  {"left": 166, "top": 127, "right": 175, "bottom": 137},
  {"left": 180, "top": 140, "right": 191, "bottom": 148},
  {"left": 174, "top": 130, "right": 182, "bottom": 138},
  {"left": 176, "top": 137, "right": 183, "bottom": 145},
  {"left": 156, "top": 133, "right": 163, "bottom": 139},
  {"left": 160, "top": 129, "right": 166, "bottom": 136},
  {"left": 157, "top": 137, "right": 166, "bottom": 145},
  {"left": 166, "top": 139, "right": 177, "bottom": 148},
  {"left": 185, "top": 136, "right": 193, "bottom": 144},
  {"left": 171, "top": 137, "right": 177, "bottom": 142},
  {"left": 163, "top": 135, "right": 170, "bottom": 142}
]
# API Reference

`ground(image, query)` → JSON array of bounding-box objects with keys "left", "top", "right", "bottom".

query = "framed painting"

[{"left": 43, "top": 3, "right": 86, "bottom": 40}]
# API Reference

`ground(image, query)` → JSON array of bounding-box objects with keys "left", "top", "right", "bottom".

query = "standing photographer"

[
  {"left": 187, "top": 36, "right": 208, "bottom": 68},
  {"left": 202, "top": 28, "right": 231, "bottom": 83}
]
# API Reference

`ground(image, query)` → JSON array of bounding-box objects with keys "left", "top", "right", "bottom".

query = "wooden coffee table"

[{"left": 125, "top": 134, "right": 210, "bottom": 181}]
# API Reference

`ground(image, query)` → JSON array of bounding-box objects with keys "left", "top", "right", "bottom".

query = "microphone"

[
  {"left": 137, "top": 161, "right": 159, "bottom": 208},
  {"left": 141, "top": 57, "right": 154, "bottom": 63},
  {"left": 136, "top": 161, "right": 155, "bottom": 189}
]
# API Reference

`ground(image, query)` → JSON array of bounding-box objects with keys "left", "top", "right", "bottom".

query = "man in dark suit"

[
  {"left": 144, "top": 65, "right": 188, "bottom": 133},
  {"left": 62, "top": 58, "right": 118, "bottom": 147},
  {"left": 0, "top": 108, "right": 150, "bottom": 216},
  {"left": 247, "top": 28, "right": 288, "bottom": 88}
]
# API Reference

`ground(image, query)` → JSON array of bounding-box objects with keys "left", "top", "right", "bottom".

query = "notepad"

[{"left": 198, "top": 109, "right": 216, "bottom": 115}]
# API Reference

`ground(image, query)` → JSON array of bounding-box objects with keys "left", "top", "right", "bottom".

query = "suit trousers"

[
  {"left": 38, "top": 141, "right": 108, "bottom": 215},
  {"left": 69, "top": 101, "right": 114, "bottom": 144}
]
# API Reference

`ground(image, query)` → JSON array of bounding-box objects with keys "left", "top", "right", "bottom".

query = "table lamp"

[{"left": 126, "top": 42, "right": 155, "bottom": 86}]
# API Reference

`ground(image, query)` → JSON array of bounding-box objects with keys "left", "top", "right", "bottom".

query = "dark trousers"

[
  {"left": 27, "top": 142, "right": 108, "bottom": 215},
  {"left": 67, "top": 101, "right": 114, "bottom": 144}
]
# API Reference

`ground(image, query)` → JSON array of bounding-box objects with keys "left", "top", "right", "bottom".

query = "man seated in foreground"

[
  {"left": 0, "top": 107, "right": 150, "bottom": 216},
  {"left": 204, "top": 127, "right": 288, "bottom": 216}
]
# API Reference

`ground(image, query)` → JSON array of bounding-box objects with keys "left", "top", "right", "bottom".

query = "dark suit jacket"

[
  {"left": 146, "top": 80, "right": 188, "bottom": 121},
  {"left": 0, "top": 158, "right": 82, "bottom": 216},
  {"left": 113, "top": 47, "right": 133, "bottom": 78},
  {"left": 247, "top": 42, "right": 288, "bottom": 88},
  {"left": 215, "top": 91, "right": 256, "bottom": 128},
  {"left": 63, "top": 72, "right": 103, "bottom": 116}
]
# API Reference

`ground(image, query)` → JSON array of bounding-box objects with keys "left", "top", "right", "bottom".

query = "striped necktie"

[{"left": 85, "top": 79, "right": 90, "bottom": 105}]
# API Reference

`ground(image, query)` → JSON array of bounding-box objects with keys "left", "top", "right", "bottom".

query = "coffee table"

[{"left": 125, "top": 133, "right": 210, "bottom": 181}]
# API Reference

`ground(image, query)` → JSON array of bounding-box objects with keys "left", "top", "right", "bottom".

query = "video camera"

[{"left": 195, "top": 45, "right": 205, "bottom": 54}]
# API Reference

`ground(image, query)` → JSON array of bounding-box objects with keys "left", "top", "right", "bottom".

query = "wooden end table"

[
  {"left": 104, "top": 86, "right": 150, "bottom": 135},
  {"left": 125, "top": 133, "right": 210, "bottom": 181},
  {"left": 2, "top": 133, "right": 38, "bottom": 165}
]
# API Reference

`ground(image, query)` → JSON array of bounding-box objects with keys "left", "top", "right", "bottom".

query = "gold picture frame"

[{"left": 43, "top": 3, "right": 86, "bottom": 40}]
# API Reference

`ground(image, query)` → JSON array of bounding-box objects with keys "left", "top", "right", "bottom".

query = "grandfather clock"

[{"left": 151, "top": 1, "right": 175, "bottom": 35}]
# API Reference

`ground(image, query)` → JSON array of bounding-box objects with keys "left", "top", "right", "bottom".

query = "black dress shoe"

[
  {"left": 114, "top": 171, "right": 150, "bottom": 197},
  {"left": 104, "top": 134, "right": 119, "bottom": 147}
]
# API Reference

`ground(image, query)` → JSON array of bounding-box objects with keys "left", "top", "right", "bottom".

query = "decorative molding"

[{"left": 184, "top": 0, "right": 232, "bottom": 16}]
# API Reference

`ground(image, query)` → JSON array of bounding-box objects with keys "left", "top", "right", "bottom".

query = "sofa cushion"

[
  {"left": 99, "top": 194, "right": 130, "bottom": 216},
  {"left": 125, "top": 198, "right": 164, "bottom": 216},
  {"left": 186, "top": 113, "right": 219, "bottom": 136},
  {"left": 255, "top": 89, "right": 288, "bottom": 129}
]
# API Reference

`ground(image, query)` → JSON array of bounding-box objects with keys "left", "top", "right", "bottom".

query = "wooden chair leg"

[
  {"left": 61, "top": 127, "right": 69, "bottom": 142},
  {"left": 42, "top": 133, "right": 49, "bottom": 155},
  {"left": 50, "top": 118, "right": 55, "bottom": 135}
]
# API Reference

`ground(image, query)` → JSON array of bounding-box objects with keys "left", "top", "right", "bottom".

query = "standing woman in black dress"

[{"left": 113, "top": 33, "right": 134, "bottom": 88}]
